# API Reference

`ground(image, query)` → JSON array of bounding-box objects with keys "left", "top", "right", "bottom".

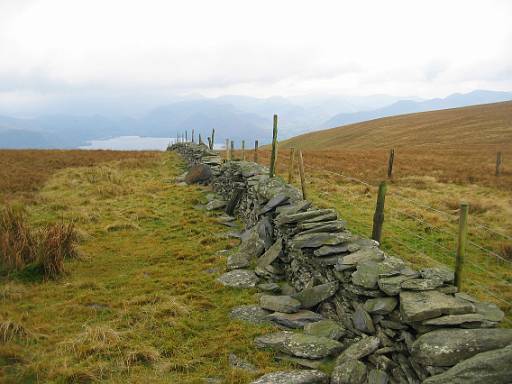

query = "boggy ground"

[{"left": 0, "top": 152, "right": 285, "bottom": 383}]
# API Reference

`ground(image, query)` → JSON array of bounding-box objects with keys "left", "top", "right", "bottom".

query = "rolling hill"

[{"left": 281, "top": 101, "right": 512, "bottom": 150}]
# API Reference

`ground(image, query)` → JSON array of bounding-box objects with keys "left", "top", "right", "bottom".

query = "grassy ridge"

[
  {"left": 281, "top": 101, "right": 512, "bottom": 150},
  {"left": 0, "top": 153, "right": 282, "bottom": 383}
]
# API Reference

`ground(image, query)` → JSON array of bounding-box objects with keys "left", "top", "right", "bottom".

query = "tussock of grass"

[
  {"left": 104, "top": 221, "right": 140, "bottom": 232},
  {"left": 0, "top": 318, "right": 31, "bottom": 343},
  {"left": 0, "top": 206, "right": 79, "bottom": 279},
  {"left": 64, "top": 325, "right": 121, "bottom": 358},
  {"left": 0, "top": 282, "right": 26, "bottom": 300},
  {"left": 125, "top": 346, "right": 161, "bottom": 367}
]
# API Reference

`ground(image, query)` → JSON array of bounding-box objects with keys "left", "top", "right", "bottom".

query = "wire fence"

[
  {"left": 216, "top": 142, "right": 512, "bottom": 325},
  {"left": 296, "top": 163, "right": 512, "bottom": 326}
]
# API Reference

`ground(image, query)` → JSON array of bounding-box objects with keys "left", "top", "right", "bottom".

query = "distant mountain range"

[
  {"left": 322, "top": 90, "right": 512, "bottom": 128},
  {"left": 0, "top": 90, "right": 511, "bottom": 149}
]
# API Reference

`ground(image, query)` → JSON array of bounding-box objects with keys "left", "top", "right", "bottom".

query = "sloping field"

[
  {"left": 0, "top": 152, "right": 281, "bottom": 383},
  {"left": 281, "top": 101, "right": 512, "bottom": 150}
]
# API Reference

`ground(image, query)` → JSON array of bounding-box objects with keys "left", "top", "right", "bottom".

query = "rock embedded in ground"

[
  {"left": 400, "top": 289, "right": 475, "bottom": 322},
  {"left": 228, "top": 353, "right": 257, "bottom": 372},
  {"left": 229, "top": 305, "right": 271, "bottom": 325},
  {"left": 266, "top": 310, "right": 324, "bottom": 328},
  {"left": 335, "top": 336, "right": 380, "bottom": 365},
  {"left": 206, "top": 199, "right": 227, "bottom": 211},
  {"left": 422, "top": 345, "right": 512, "bottom": 384},
  {"left": 304, "top": 319, "right": 346, "bottom": 340},
  {"left": 411, "top": 328, "right": 512, "bottom": 366},
  {"left": 217, "top": 269, "right": 259, "bottom": 288},
  {"left": 331, "top": 359, "right": 367, "bottom": 384},
  {"left": 251, "top": 370, "right": 329, "bottom": 384},
  {"left": 293, "top": 282, "right": 339, "bottom": 308},
  {"left": 364, "top": 297, "right": 398, "bottom": 315},
  {"left": 281, "top": 333, "right": 344, "bottom": 359},
  {"left": 260, "top": 295, "right": 301, "bottom": 313},
  {"left": 226, "top": 252, "right": 251, "bottom": 270}
]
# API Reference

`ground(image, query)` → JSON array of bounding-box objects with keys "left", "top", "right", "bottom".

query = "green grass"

[{"left": 0, "top": 153, "right": 284, "bottom": 383}]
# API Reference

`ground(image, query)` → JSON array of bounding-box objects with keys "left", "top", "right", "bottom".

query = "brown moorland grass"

[{"left": 0, "top": 149, "right": 160, "bottom": 202}]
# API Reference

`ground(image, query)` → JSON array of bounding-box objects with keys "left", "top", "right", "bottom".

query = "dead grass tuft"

[
  {"left": 104, "top": 221, "right": 140, "bottom": 232},
  {"left": 64, "top": 325, "right": 121, "bottom": 358},
  {"left": 0, "top": 282, "right": 27, "bottom": 301},
  {"left": 0, "top": 318, "right": 31, "bottom": 343},
  {"left": 125, "top": 346, "right": 160, "bottom": 367},
  {"left": 500, "top": 244, "right": 512, "bottom": 262}
]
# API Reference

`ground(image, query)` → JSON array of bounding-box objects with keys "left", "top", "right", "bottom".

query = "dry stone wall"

[{"left": 169, "top": 142, "right": 512, "bottom": 384}]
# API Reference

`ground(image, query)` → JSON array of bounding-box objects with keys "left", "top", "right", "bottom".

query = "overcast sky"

[{"left": 1, "top": 0, "right": 511, "bottom": 114}]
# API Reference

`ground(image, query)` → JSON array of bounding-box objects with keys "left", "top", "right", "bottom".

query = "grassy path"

[{"left": 1, "top": 153, "right": 279, "bottom": 383}]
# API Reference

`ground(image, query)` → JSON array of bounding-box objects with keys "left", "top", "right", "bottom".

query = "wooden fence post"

[
  {"left": 387, "top": 149, "right": 395, "bottom": 178},
  {"left": 372, "top": 181, "right": 388, "bottom": 243},
  {"left": 254, "top": 140, "right": 259, "bottom": 163},
  {"left": 454, "top": 202, "right": 469, "bottom": 290},
  {"left": 230, "top": 140, "right": 235, "bottom": 160},
  {"left": 242, "top": 140, "right": 245, "bottom": 160},
  {"left": 269, "top": 114, "right": 278, "bottom": 177},
  {"left": 298, "top": 150, "right": 307, "bottom": 200},
  {"left": 496, "top": 152, "right": 502, "bottom": 176},
  {"left": 207, "top": 137, "right": 212, "bottom": 149},
  {"left": 225, "top": 139, "right": 230, "bottom": 160},
  {"left": 192, "top": 129, "right": 195, "bottom": 143},
  {"left": 199, "top": 134, "right": 203, "bottom": 145},
  {"left": 288, "top": 147, "right": 296, "bottom": 183},
  {"left": 185, "top": 131, "right": 188, "bottom": 142},
  {"left": 210, "top": 129, "right": 215, "bottom": 150}
]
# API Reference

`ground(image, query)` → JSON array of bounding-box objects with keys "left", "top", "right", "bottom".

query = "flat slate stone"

[
  {"left": 293, "top": 282, "right": 339, "bottom": 308},
  {"left": 226, "top": 252, "right": 250, "bottom": 270},
  {"left": 378, "top": 274, "right": 416, "bottom": 296},
  {"left": 335, "top": 336, "right": 380, "bottom": 365},
  {"left": 473, "top": 301, "right": 505, "bottom": 322},
  {"left": 276, "top": 209, "right": 336, "bottom": 226},
  {"left": 251, "top": 370, "right": 329, "bottom": 384},
  {"left": 281, "top": 333, "right": 344, "bottom": 359},
  {"left": 352, "top": 306, "right": 376, "bottom": 334},
  {"left": 257, "top": 240, "right": 282, "bottom": 268},
  {"left": 400, "top": 290, "right": 475, "bottom": 322},
  {"left": 331, "top": 358, "right": 367, "bottom": 384},
  {"left": 352, "top": 257, "right": 405, "bottom": 289},
  {"left": 411, "top": 328, "right": 512, "bottom": 366},
  {"left": 298, "top": 221, "right": 346, "bottom": 235},
  {"left": 364, "top": 297, "right": 397, "bottom": 315},
  {"left": 217, "top": 269, "right": 259, "bottom": 288},
  {"left": 254, "top": 331, "right": 293, "bottom": 349},
  {"left": 400, "top": 278, "right": 443, "bottom": 291},
  {"left": 291, "top": 232, "right": 351, "bottom": 249},
  {"left": 275, "top": 354, "right": 326, "bottom": 369},
  {"left": 367, "top": 369, "right": 389, "bottom": 384},
  {"left": 314, "top": 244, "right": 349, "bottom": 257},
  {"left": 259, "top": 194, "right": 290, "bottom": 215},
  {"left": 206, "top": 199, "right": 227, "bottom": 211},
  {"left": 420, "top": 267, "right": 454, "bottom": 283},
  {"left": 257, "top": 282, "right": 281, "bottom": 293},
  {"left": 260, "top": 295, "right": 301, "bottom": 313},
  {"left": 339, "top": 247, "right": 384, "bottom": 266},
  {"left": 422, "top": 345, "right": 512, "bottom": 384},
  {"left": 266, "top": 310, "right": 323, "bottom": 328},
  {"left": 422, "top": 313, "right": 494, "bottom": 327},
  {"left": 304, "top": 319, "right": 346, "bottom": 340},
  {"left": 229, "top": 305, "right": 271, "bottom": 325}
]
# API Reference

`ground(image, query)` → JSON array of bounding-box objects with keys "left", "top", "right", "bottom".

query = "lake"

[{"left": 80, "top": 136, "right": 225, "bottom": 151}]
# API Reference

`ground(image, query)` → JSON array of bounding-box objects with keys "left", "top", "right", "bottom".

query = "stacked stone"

[{"left": 170, "top": 143, "right": 512, "bottom": 384}]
